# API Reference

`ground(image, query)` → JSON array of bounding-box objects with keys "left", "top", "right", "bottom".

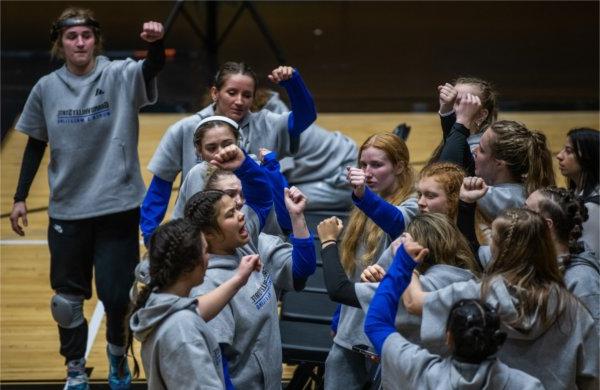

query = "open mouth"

[{"left": 239, "top": 224, "right": 248, "bottom": 239}]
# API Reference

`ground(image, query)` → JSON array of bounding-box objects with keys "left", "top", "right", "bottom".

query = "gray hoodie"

[
  {"left": 16, "top": 56, "right": 157, "bottom": 219},
  {"left": 130, "top": 292, "right": 225, "bottom": 390},
  {"left": 421, "top": 277, "right": 599, "bottom": 390},
  {"left": 355, "top": 264, "right": 477, "bottom": 356},
  {"left": 381, "top": 332, "right": 544, "bottom": 390},
  {"left": 190, "top": 208, "right": 294, "bottom": 389},
  {"left": 563, "top": 251, "right": 600, "bottom": 332}
]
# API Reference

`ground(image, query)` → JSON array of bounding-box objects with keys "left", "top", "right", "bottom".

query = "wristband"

[{"left": 321, "top": 239, "right": 337, "bottom": 247}]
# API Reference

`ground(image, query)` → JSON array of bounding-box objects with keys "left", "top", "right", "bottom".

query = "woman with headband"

[
  {"left": 8, "top": 7, "right": 164, "bottom": 390},
  {"left": 141, "top": 61, "right": 355, "bottom": 244}
]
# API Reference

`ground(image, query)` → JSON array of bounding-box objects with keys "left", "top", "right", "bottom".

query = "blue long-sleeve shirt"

[
  {"left": 260, "top": 151, "right": 293, "bottom": 232},
  {"left": 280, "top": 69, "right": 316, "bottom": 138},
  {"left": 364, "top": 245, "right": 418, "bottom": 355},
  {"left": 234, "top": 152, "right": 273, "bottom": 230},
  {"left": 290, "top": 234, "right": 317, "bottom": 279},
  {"left": 141, "top": 175, "right": 173, "bottom": 245},
  {"left": 352, "top": 187, "right": 407, "bottom": 239}
]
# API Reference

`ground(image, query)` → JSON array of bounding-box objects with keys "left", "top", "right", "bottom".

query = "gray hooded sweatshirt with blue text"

[{"left": 130, "top": 292, "right": 225, "bottom": 390}]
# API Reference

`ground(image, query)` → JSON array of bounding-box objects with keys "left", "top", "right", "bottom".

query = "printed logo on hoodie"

[
  {"left": 57, "top": 101, "right": 111, "bottom": 124},
  {"left": 250, "top": 269, "right": 273, "bottom": 310}
]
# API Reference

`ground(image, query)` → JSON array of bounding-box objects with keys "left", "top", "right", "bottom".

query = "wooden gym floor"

[{"left": 1, "top": 111, "right": 598, "bottom": 384}]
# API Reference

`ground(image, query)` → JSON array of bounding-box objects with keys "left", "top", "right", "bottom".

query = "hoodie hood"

[
  {"left": 55, "top": 55, "right": 111, "bottom": 89},
  {"left": 566, "top": 251, "right": 599, "bottom": 273},
  {"left": 130, "top": 292, "right": 197, "bottom": 342}
]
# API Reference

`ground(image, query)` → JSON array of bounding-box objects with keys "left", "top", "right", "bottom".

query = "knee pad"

[{"left": 50, "top": 294, "right": 85, "bottom": 329}]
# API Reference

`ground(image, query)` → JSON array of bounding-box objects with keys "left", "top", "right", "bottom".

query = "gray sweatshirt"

[
  {"left": 333, "top": 198, "right": 419, "bottom": 351},
  {"left": 190, "top": 207, "right": 294, "bottom": 389},
  {"left": 130, "top": 292, "right": 225, "bottom": 390},
  {"left": 381, "top": 332, "right": 544, "bottom": 390},
  {"left": 421, "top": 277, "right": 599, "bottom": 390},
  {"left": 355, "top": 264, "right": 477, "bottom": 356},
  {"left": 563, "top": 251, "right": 600, "bottom": 332},
  {"left": 477, "top": 183, "right": 525, "bottom": 221},
  {"left": 148, "top": 104, "right": 291, "bottom": 185},
  {"left": 16, "top": 56, "right": 157, "bottom": 219}
]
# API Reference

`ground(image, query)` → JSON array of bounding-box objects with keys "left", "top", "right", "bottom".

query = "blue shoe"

[
  {"left": 66, "top": 358, "right": 89, "bottom": 390},
  {"left": 107, "top": 350, "right": 132, "bottom": 390}
]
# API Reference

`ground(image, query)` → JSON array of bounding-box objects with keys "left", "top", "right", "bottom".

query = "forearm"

[
  {"left": 439, "top": 111, "right": 456, "bottom": 138},
  {"left": 140, "top": 175, "right": 173, "bottom": 245},
  {"left": 365, "top": 245, "right": 418, "bottom": 354},
  {"left": 456, "top": 200, "right": 480, "bottom": 260},
  {"left": 281, "top": 69, "right": 316, "bottom": 137},
  {"left": 196, "top": 275, "right": 244, "bottom": 322},
  {"left": 322, "top": 244, "right": 361, "bottom": 307},
  {"left": 142, "top": 39, "right": 165, "bottom": 83},
  {"left": 261, "top": 152, "right": 292, "bottom": 231},
  {"left": 353, "top": 187, "right": 405, "bottom": 239},
  {"left": 14, "top": 137, "right": 46, "bottom": 202},
  {"left": 235, "top": 153, "right": 273, "bottom": 229},
  {"left": 438, "top": 122, "right": 471, "bottom": 168},
  {"left": 290, "top": 234, "right": 316, "bottom": 280}
]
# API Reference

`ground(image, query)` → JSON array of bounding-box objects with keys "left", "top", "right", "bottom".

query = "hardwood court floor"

[{"left": 1, "top": 111, "right": 597, "bottom": 382}]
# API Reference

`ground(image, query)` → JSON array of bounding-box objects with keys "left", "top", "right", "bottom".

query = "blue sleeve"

[
  {"left": 290, "top": 234, "right": 317, "bottom": 279},
  {"left": 140, "top": 175, "right": 173, "bottom": 245},
  {"left": 364, "top": 245, "right": 418, "bottom": 355},
  {"left": 234, "top": 152, "right": 273, "bottom": 230},
  {"left": 352, "top": 187, "right": 406, "bottom": 239},
  {"left": 330, "top": 304, "right": 341, "bottom": 333},
  {"left": 221, "top": 346, "right": 236, "bottom": 390},
  {"left": 261, "top": 151, "right": 293, "bottom": 232},
  {"left": 280, "top": 69, "right": 316, "bottom": 138}
]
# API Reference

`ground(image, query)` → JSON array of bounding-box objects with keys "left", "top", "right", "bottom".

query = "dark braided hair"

[
  {"left": 446, "top": 299, "right": 507, "bottom": 364},
  {"left": 184, "top": 190, "right": 226, "bottom": 234},
  {"left": 125, "top": 219, "right": 204, "bottom": 378},
  {"left": 537, "top": 186, "right": 588, "bottom": 262}
]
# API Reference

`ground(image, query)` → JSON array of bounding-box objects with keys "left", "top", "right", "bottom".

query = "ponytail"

[
  {"left": 490, "top": 120, "right": 555, "bottom": 195},
  {"left": 525, "top": 131, "right": 555, "bottom": 195}
]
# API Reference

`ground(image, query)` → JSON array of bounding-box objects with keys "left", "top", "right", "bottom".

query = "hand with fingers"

[
  {"left": 460, "top": 176, "right": 489, "bottom": 203},
  {"left": 346, "top": 166, "right": 367, "bottom": 199},
  {"left": 235, "top": 254, "right": 262, "bottom": 286},
  {"left": 438, "top": 82, "right": 458, "bottom": 115},
  {"left": 360, "top": 264, "right": 386, "bottom": 283},
  {"left": 317, "top": 216, "right": 343, "bottom": 245},
  {"left": 210, "top": 144, "right": 245, "bottom": 171},
  {"left": 284, "top": 186, "right": 308, "bottom": 216},
  {"left": 140, "top": 21, "right": 164, "bottom": 43},
  {"left": 268, "top": 66, "right": 294, "bottom": 84},
  {"left": 455, "top": 93, "right": 482, "bottom": 130},
  {"left": 403, "top": 240, "right": 429, "bottom": 264},
  {"left": 9, "top": 201, "right": 28, "bottom": 236},
  {"left": 258, "top": 148, "right": 272, "bottom": 164}
]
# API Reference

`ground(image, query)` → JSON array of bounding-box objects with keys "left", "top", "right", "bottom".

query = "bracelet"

[{"left": 320, "top": 239, "right": 337, "bottom": 247}]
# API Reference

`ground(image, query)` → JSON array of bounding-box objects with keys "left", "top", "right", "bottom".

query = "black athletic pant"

[{"left": 48, "top": 208, "right": 139, "bottom": 362}]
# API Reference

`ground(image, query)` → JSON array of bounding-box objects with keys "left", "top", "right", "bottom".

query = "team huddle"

[{"left": 8, "top": 7, "right": 599, "bottom": 390}]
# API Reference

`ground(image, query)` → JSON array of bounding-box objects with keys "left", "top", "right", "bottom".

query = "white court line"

[
  {"left": 85, "top": 301, "right": 105, "bottom": 359},
  {"left": 0, "top": 239, "right": 48, "bottom": 245},
  {"left": 0, "top": 239, "right": 144, "bottom": 245}
]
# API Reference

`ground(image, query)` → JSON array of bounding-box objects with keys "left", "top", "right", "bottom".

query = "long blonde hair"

[
  {"left": 340, "top": 133, "right": 414, "bottom": 274},
  {"left": 483, "top": 208, "right": 571, "bottom": 329},
  {"left": 407, "top": 213, "right": 480, "bottom": 277}
]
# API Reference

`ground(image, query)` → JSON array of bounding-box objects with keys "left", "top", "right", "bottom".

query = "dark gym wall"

[{"left": 2, "top": 1, "right": 598, "bottom": 113}]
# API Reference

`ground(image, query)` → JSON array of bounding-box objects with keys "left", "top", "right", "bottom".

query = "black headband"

[{"left": 50, "top": 17, "right": 101, "bottom": 43}]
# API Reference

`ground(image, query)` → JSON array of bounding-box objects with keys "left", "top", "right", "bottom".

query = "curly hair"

[{"left": 537, "top": 186, "right": 588, "bottom": 261}]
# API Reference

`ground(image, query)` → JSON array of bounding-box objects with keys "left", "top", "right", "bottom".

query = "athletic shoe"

[
  {"left": 66, "top": 358, "right": 89, "bottom": 390},
  {"left": 107, "top": 349, "right": 132, "bottom": 390}
]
